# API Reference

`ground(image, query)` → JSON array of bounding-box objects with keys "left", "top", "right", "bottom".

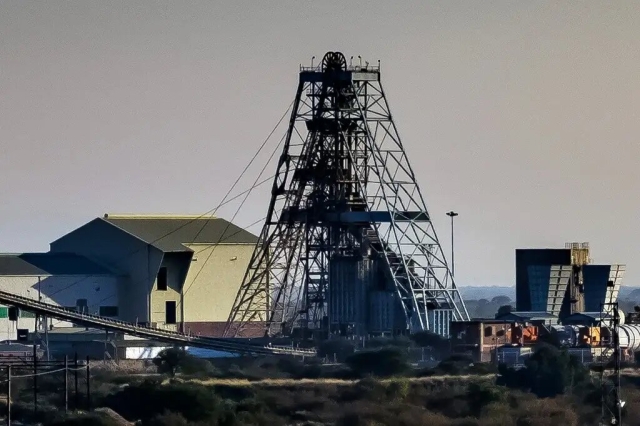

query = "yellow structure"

[{"left": 566, "top": 242, "right": 591, "bottom": 314}]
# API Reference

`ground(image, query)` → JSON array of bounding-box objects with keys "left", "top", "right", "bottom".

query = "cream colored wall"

[
  {"left": 181, "top": 244, "right": 254, "bottom": 323},
  {"left": 150, "top": 256, "right": 184, "bottom": 330}
]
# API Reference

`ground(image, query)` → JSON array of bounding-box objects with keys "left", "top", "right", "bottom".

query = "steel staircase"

[{"left": 0, "top": 290, "right": 316, "bottom": 357}]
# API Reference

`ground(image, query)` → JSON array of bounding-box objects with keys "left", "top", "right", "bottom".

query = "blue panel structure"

[
  {"left": 516, "top": 249, "right": 571, "bottom": 311},
  {"left": 583, "top": 265, "right": 614, "bottom": 312},
  {"left": 527, "top": 265, "right": 552, "bottom": 312}
]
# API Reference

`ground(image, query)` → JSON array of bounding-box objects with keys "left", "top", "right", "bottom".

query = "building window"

[
  {"left": 165, "top": 301, "right": 177, "bottom": 324},
  {"left": 19, "top": 311, "right": 35, "bottom": 318},
  {"left": 484, "top": 326, "right": 493, "bottom": 337},
  {"left": 8, "top": 307, "right": 19, "bottom": 321},
  {"left": 100, "top": 306, "right": 119, "bottom": 317},
  {"left": 76, "top": 299, "right": 88, "bottom": 314},
  {"left": 157, "top": 267, "right": 168, "bottom": 291}
]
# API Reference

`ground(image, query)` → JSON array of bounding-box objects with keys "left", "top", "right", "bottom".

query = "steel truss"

[{"left": 224, "top": 52, "right": 469, "bottom": 338}]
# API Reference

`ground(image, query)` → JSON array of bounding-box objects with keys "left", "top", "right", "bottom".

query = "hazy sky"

[{"left": 1, "top": 1, "right": 639, "bottom": 288}]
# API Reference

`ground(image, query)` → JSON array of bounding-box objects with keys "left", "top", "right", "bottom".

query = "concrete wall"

[
  {"left": 0, "top": 274, "right": 119, "bottom": 340},
  {"left": 181, "top": 243, "right": 253, "bottom": 325},
  {"left": 50, "top": 218, "right": 163, "bottom": 323}
]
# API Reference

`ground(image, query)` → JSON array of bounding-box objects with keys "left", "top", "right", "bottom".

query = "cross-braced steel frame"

[
  {"left": 600, "top": 285, "right": 623, "bottom": 426},
  {"left": 224, "top": 52, "right": 470, "bottom": 338}
]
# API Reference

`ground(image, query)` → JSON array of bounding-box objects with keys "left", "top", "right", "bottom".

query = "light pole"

[{"left": 446, "top": 211, "right": 458, "bottom": 277}]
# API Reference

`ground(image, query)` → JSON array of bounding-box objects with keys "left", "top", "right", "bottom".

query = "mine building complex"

[
  {"left": 452, "top": 242, "right": 629, "bottom": 366},
  {"left": 0, "top": 214, "right": 257, "bottom": 345}
]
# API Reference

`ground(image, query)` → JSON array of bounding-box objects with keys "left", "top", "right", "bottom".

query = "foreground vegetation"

[{"left": 4, "top": 339, "right": 640, "bottom": 425}]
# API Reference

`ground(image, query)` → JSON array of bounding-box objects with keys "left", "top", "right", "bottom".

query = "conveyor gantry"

[{"left": 0, "top": 290, "right": 316, "bottom": 357}]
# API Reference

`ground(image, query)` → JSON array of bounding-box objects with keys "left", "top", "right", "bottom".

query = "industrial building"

[
  {"left": 0, "top": 214, "right": 258, "bottom": 342},
  {"left": 451, "top": 242, "right": 629, "bottom": 364},
  {"left": 515, "top": 242, "right": 625, "bottom": 320}
]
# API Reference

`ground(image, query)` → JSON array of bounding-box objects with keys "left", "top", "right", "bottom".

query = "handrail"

[{"left": 0, "top": 290, "right": 316, "bottom": 357}]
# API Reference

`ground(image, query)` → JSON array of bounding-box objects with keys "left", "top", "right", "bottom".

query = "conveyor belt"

[{"left": 0, "top": 290, "right": 315, "bottom": 357}]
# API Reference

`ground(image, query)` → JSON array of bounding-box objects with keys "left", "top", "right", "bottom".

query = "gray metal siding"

[{"left": 50, "top": 218, "right": 163, "bottom": 323}]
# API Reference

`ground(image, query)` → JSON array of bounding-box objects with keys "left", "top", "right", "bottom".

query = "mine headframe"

[{"left": 224, "top": 51, "right": 470, "bottom": 339}]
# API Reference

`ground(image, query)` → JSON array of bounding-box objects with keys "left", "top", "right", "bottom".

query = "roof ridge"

[{"left": 104, "top": 214, "right": 218, "bottom": 220}]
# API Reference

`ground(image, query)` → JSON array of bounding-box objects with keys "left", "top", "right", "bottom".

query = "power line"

[
  {"left": 185, "top": 98, "right": 294, "bottom": 248},
  {"left": 45, "top": 174, "right": 274, "bottom": 301},
  {"left": 45, "top": 100, "right": 293, "bottom": 326},
  {"left": 42, "top": 99, "right": 293, "bottom": 303},
  {"left": 182, "top": 126, "right": 288, "bottom": 297}
]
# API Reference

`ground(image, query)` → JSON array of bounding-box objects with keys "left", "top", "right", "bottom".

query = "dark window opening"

[
  {"left": 484, "top": 326, "right": 493, "bottom": 337},
  {"left": 100, "top": 306, "right": 119, "bottom": 317},
  {"left": 8, "top": 307, "right": 19, "bottom": 321},
  {"left": 165, "top": 301, "right": 177, "bottom": 324},
  {"left": 76, "top": 299, "right": 88, "bottom": 314},
  {"left": 157, "top": 267, "right": 168, "bottom": 291}
]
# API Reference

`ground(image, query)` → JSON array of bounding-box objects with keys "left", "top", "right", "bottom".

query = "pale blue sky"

[{"left": 1, "top": 1, "right": 639, "bottom": 287}]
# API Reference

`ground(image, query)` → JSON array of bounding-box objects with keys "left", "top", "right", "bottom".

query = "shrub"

[
  {"left": 346, "top": 348, "right": 409, "bottom": 377},
  {"left": 179, "top": 355, "right": 218, "bottom": 377},
  {"left": 152, "top": 347, "right": 218, "bottom": 377},
  {"left": 386, "top": 378, "right": 410, "bottom": 402},
  {"left": 318, "top": 339, "right": 356, "bottom": 363},
  {"left": 432, "top": 354, "right": 475, "bottom": 375},
  {"left": 153, "top": 347, "right": 186, "bottom": 377},
  {"left": 467, "top": 382, "right": 506, "bottom": 416},
  {"left": 104, "top": 380, "right": 224, "bottom": 422},
  {"left": 45, "top": 412, "right": 123, "bottom": 426},
  {"left": 144, "top": 411, "right": 189, "bottom": 426},
  {"left": 497, "top": 345, "right": 589, "bottom": 398},
  {"left": 366, "top": 335, "right": 413, "bottom": 350}
]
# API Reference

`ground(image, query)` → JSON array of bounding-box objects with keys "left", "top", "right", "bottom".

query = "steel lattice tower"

[
  {"left": 224, "top": 52, "right": 469, "bottom": 338},
  {"left": 600, "top": 283, "right": 623, "bottom": 426}
]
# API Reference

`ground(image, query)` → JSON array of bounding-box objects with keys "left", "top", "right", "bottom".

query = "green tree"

[
  {"left": 145, "top": 411, "right": 189, "bottom": 426},
  {"left": 491, "top": 295, "right": 512, "bottom": 306},
  {"left": 105, "top": 380, "right": 224, "bottom": 423},
  {"left": 153, "top": 347, "right": 187, "bottom": 377},
  {"left": 497, "top": 345, "right": 589, "bottom": 398},
  {"left": 496, "top": 305, "right": 513, "bottom": 317},
  {"left": 345, "top": 347, "right": 409, "bottom": 377},
  {"left": 317, "top": 339, "right": 356, "bottom": 363}
]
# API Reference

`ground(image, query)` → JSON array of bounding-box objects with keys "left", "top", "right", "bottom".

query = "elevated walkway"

[{"left": 0, "top": 290, "right": 315, "bottom": 357}]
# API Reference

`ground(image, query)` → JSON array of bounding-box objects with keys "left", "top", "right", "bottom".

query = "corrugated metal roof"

[
  {"left": 102, "top": 214, "right": 258, "bottom": 252},
  {"left": 0, "top": 253, "right": 113, "bottom": 276},
  {"left": 497, "top": 311, "right": 558, "bottom": 320},
  {"left": 563, "top": 312, "right": 603, "bottom": 320}
]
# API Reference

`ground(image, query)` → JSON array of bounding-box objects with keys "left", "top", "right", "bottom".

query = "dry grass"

[{"left": 187, "top": 374, "right": 495, "bottom": 387}]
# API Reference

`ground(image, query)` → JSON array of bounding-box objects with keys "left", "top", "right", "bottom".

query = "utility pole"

[
  {"left": 33, "top": 345, "right": 37, "bottom": 414},
  {"left": 74, "top": 353, "right": 79, "bottom": 410},
  {"left": 86, "top": 356, "right": 91, "bottom": 411},
  {"left": 6, "top": 365, "right": 11, "bottom": 426},
  {"left": 446, "top": 211, "right": 459, "bottom": 276},
  {"left": 64, "top": 356, "right": 68, "bottom": 413},
  {"left": 600, "top": 280, "right": 623, "bottom": 426}
]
